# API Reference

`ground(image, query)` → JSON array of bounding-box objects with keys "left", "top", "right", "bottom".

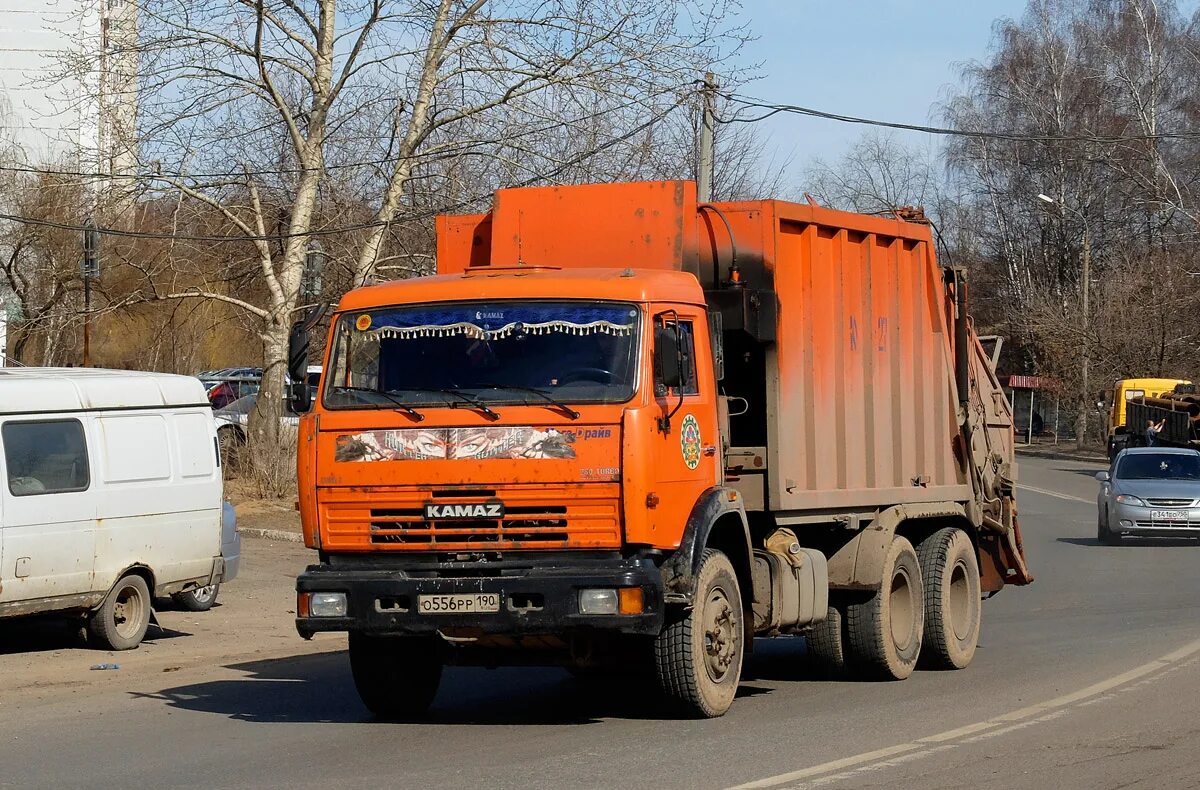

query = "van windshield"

[{"left": 323, "top": 301, "right": 641, "bottom": 408}]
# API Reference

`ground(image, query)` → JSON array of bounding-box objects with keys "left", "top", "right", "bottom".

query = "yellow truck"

[{"left": 1106, "top": 378, "right": 1192, "bottom": 459}]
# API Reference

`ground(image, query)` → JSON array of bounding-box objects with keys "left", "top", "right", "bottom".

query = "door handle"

[{"left": 703, "top": 445, "right": 717, "bottom": 456}]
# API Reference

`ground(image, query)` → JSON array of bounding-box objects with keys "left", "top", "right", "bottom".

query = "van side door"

[{"left": 0, "top": 417, "right": 97, "bottom": 606}]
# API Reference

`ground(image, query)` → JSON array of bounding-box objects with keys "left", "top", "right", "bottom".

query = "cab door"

[{"left": 647, "top": 307, "right": 721, "bottom": 534}]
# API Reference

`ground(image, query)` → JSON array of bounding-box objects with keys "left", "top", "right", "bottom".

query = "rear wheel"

[
  {"left": 88, "top": 574, "right": 152, "bottom": 650},
  {"left": 845, "top": 536, "right": 923, "bottom": 680},
  {"left": 172, "top": 584, "right": 220, "bottom": 612},
  {"left": 917, "top": 528, "right": 981, "bottom": 670},
  {"left": 806, "top": 605, "right": 846, "bottom": 676},
  {"left": 654, "top": 549, "right": 743, "bottom": 717},
  {"left": 348, "top": 632, "right": 443, "bottom": 719}
]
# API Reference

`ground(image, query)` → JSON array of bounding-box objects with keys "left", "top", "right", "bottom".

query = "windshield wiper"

[
  {"left": 385, "top": 386, "right": 501, "bottom": 421},
  {"left": 473, "top": 383, "right": 580, "bottom": 420},
  {"left": 332, "top": 386, "right": 424, "bottom": 421}
]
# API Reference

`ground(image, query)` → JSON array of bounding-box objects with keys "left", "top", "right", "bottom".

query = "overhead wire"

[
  {"left": 0, "top": 94, "right": 688, "bottom": 243},
  {"left": 0, "top": 85, "right": 689, "bottom": 182},
  {"left": 719, "top": 91, "right": 1200, "bottom": 144}
]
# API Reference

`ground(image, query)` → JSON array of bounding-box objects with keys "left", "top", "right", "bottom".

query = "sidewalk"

[
  {"left": 234, "top": 498, "right": 304, "bottom": 543},
  {"left": 1016, "top": 443, "right": 1107, "bottom": 464}
]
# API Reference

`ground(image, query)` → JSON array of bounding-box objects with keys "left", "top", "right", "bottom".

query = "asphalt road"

[{"left": 3, "top": 453, "right": 1200, "bottom": 790}]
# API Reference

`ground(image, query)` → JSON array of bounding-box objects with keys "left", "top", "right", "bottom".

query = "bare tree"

[{"left": 52, "top": 0, "right": 748, "bottom": 473}]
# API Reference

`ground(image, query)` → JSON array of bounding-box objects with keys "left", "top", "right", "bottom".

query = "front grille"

[
  {"left": 321, "top": 484, "right": 622, "bottom": 551},
  {"left": 1134, "top": 520, "right": 1200, "bottom": 529},
  {"left": 369, "top": 506, "right": 570, "bottom": 545},
  {"left": 1144, "top": 498, "right": 1195, "bottom": 507}
]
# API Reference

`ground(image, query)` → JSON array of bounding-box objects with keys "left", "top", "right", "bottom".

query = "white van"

[{"left": 0, "top": 369, "right": 240, "bottom": 649}]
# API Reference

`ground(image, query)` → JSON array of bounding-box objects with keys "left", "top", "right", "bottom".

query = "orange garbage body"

[{"left": 302, "top": 180, "right": 1023, "bottom": 586}]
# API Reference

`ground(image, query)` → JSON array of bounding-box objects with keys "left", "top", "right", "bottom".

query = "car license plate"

[
  {"left": 418, "top": 593, "right": 500, "bottom": 614},
  {"left": 1151, "top": 510, "right": 1189, "bottom": 521}
]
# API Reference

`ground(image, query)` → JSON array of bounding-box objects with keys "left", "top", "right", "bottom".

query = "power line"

[
  {"left": 0, "top": 97, "right": 685, "bottom": 243},
  {"left": 720, "top": 92, "right": 1200, "bottom": 144},
  {"left": 0, "top": 87, "right": 688, "bottom": 183}
]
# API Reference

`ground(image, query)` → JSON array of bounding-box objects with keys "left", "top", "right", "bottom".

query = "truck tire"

[
  {"left": 917, "top": 528, "right": 980, "bottom": 670},
  {"left": 844, "top": 536, "right": 923, "bottom": 680},
  {"left": 172, "top": 584, "right": 220, "bottom": 612},
  {"left": 806, "top": 605, "right": 846, "bottom": 676},
  {"left": 348, "top": 632, "right": 442, "bottom": 719},
  {"left": 88, "top": 574, "right": 153, "bottom": 651},
  {"left": 654, "top": 549, "right": 743, "bottom": 718}
]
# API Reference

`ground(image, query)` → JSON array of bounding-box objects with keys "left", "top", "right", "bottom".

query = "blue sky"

[{"left": 732, "top": 0, "right": 1030, "bottom": 180}]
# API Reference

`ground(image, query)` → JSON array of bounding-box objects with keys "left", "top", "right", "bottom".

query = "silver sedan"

[{"left": 1096, "top": 447, "right": 1200, "bottom": 544}]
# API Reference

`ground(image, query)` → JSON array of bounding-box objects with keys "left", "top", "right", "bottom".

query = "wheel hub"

[{"left": 702, "top": 586, "right": 738, "bottom": 683}]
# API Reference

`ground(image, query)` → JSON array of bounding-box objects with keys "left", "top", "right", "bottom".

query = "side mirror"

[
  {"left": 654, "top": 324, "right": 683, "bottom": 389},
  {"left": 288, "top": 321, "right": 312, "bottom": 414},
  {"left": 1095, "top": 471, "right": 1111, "bottom": 483}
]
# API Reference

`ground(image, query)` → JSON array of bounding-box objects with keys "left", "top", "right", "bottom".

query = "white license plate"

[
  {"left": 1151, "top": 510, "right": 1189, "bottom": 521},
  {"left": 418, "top": 593, "right": 500, "bottom": 614}
]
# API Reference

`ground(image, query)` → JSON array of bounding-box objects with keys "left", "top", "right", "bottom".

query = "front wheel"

[
  {"left": 654, "top": 549, "right": 744, "bottom": 718},
  {"left": 1098, "top": 510, "right": 1122, "bottom": 545},
  {"left": 348, "top": 632, "right": 443, "bottom": 719},
  {"left": 845, "top": 536, "right": 924, "bottom": 680}
]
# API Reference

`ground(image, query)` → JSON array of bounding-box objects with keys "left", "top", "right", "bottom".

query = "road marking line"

[
  {"left": 727, "top": 637, "right": 1200, "bottom": 790},
  {"left": 1016, "top": 484, "right": 1093, "bottom": 503}
]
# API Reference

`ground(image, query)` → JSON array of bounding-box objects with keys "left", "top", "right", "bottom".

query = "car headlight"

[{"left": 1116, "top": 494, "right": 1147, "bottom": 506}]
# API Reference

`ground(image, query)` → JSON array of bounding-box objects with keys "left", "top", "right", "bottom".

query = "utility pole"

[
  {"left": 82, "top": 219, "right": 100, "bottom": 367},
  {"left": 1037, "top": 193, "right": 1091, "bottom": 450},
  {"left": 1079, "top": 223, "right": 1091, "bottom": 451},
  {"left": 697, "top": 71, "right": 716, "bottom": 203}
]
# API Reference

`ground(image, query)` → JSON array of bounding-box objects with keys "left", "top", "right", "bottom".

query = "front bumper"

[
  {"left": 1111, "top": 503, "right": 1200, "bottom": 536},
  {"left": 295, "top": 554, "right": 663, "bottom": 637}
]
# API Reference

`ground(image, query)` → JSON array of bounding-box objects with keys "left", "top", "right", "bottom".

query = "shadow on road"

[
  {"left": 1052, "top": 467, "right": 1108, "bottom": 478},
  {"left": 142, "top": 641, "right": 831, "bottom": 725},
  {"left": 1058, "top": 536, "right": 1200, "bottom": 548},
  {"left": 0, "top": 615, "right": 191, "bottom": 655}
]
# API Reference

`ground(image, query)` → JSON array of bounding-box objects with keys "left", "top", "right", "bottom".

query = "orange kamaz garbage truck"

[{"left": 290, "top": 181, "right": 1031, "bottom": 718}]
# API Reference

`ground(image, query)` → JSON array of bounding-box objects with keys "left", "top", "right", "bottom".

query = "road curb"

[
  {"left": 239, "top": 527, "right": 304, "bottom": 543},
  {"left": 1016, "top": 448, "right": 1107, "bottom": 464}
]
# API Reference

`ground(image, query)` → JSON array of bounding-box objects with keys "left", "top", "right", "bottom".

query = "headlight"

[
  {"left": 578, "top": 587, "right": 645, "bottom": 615},
  {"left": 302, "top": 591, "right": 348, "bottom": 617},
  {"left": 579, "top": 588, "right": 618, "bottom": 615},
  {"left": 1116, "top": 494, "right": 1147, "bottom": 507}
]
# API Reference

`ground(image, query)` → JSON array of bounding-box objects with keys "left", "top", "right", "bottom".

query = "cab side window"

[
  {"left": 2, "top": 419, "right": 90, "bottom": 496},
  {"left": 654, "top": 318, "right": 698, "bottom": 397}
]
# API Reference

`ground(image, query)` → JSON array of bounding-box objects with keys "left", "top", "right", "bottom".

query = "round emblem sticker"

[
  {"left": 680, "top": 414, "right": 702, "bottom": 470},
  {"left": 355, "top": 314, "right": 372, "bottom": 331}
]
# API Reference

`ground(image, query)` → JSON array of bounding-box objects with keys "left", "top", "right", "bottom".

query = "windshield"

[
  {"left": 323, "top": 301, "right": 640, "bottom": 408},
  {"left": 1116, "top": 453, "right": 1200, "bottom": 480}
]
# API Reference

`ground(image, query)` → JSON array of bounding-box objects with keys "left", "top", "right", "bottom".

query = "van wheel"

[
  {"left": 917, "top": 528, "right": 981, "bottom": 670},
  {"left": 349, "top": 632, "right": 443, "bottom": 719},
  {"left": 654, "top": 549, "right": 743, "bottom": 718},
  {"left": 89, "top": 574, "right": 152, "bottom": 650},
  {"left": 172, "top": 584, "right": 220, "bottom": 612},
  {"left": 845, "top": 536, "right": 923, "bottom": 680}
]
